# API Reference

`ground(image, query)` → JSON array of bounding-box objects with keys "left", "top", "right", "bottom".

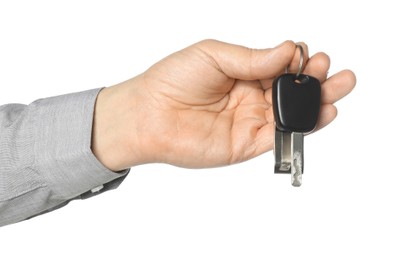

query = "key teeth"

[
  {"left": 291, "top": 174, "right": 302, "bottom": 187},
  {"left": 291, "top": 152, "right": 303, "bottom": 187}
]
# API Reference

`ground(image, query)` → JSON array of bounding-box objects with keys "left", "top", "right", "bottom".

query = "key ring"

[{"left": 285, "top": 43, "right": 305, "bottom": 78}]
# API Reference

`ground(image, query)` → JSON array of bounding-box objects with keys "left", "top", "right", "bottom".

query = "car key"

[{"left": 272, "top": 44, "right": 321, "bottom": 187}]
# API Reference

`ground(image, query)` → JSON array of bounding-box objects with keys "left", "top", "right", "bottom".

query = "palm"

[{"left": 143, "top": 48, "right": 275, "bottom": 168}]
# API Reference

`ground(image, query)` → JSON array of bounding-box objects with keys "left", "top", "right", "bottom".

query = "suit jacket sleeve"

[{"left": 0, "top": 88, "right": 128, "bottom": 227}]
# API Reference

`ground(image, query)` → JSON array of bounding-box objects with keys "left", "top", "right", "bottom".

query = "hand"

[{"left": 92, "top": 40, "right": 356, "bottom": 171}]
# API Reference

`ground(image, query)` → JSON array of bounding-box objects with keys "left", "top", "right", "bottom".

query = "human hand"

[{"left": 92, "top": 40, "right": 356, "bottom": 171}]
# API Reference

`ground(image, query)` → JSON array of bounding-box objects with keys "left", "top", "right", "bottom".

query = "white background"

[{"left": 0, "top": 1, "right": 391, "bottom": 259}]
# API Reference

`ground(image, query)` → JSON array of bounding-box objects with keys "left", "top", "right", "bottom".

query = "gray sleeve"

[{"left": 0, "top": 88, "right": 129, "bottom": 227}]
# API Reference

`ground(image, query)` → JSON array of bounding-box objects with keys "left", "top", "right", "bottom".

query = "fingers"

[
  {"left": 321, "top": 70, "right": 356, "bottom": 104},
  {"left": 195, "top": 39, "right": 297, "bottom": 80},
  {"left": 259, "top": 50, "right": 329, "bottom": 91},
  {"left": 255, "top": 122, "right": 275, "bottom": 154},
  {"left": 288, "top": 43, "right": 330, "bottom": 83},
  {"left": 313, "top": 104, "right": 338, "bottom": 132},
  {"left": 303, "top": 52, "right": 330, "bottom": 83}
]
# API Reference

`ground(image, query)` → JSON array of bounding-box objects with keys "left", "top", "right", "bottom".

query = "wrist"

[{"left": 91, "top": 76, "right": 151, "bottom": 171}]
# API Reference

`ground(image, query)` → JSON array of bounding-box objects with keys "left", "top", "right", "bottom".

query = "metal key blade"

[
  {"left": 274, "top": 130, "right": 304, "bottom": 187},
  {"left": 274, "top": 130, "right": 291, "bottom": 173}
]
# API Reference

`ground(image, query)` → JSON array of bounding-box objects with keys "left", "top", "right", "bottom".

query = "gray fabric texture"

[{"left": 0, "top": 88, "right": 128, "bottom": 227}]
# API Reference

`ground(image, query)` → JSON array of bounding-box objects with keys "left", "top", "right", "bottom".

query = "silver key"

[{"left": 272, "top": 44, "right": 321, "bottom": 187}]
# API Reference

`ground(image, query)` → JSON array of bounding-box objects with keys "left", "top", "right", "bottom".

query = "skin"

[{"left": 91, "top": 40, "right": 356, "bottom": 172}]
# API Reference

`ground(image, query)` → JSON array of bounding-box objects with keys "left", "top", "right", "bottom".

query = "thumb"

[{"left": 195, "top": 39, "right": 297, "bottom": 80}]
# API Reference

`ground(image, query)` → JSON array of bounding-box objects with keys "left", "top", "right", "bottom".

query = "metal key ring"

[{"left": 285, "top": 44, "right": 305, "bottom": 78}]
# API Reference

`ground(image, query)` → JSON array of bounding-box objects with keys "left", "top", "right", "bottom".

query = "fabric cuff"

[{"left": 31, "top": 88, "right": 128, "bottom": 201}]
